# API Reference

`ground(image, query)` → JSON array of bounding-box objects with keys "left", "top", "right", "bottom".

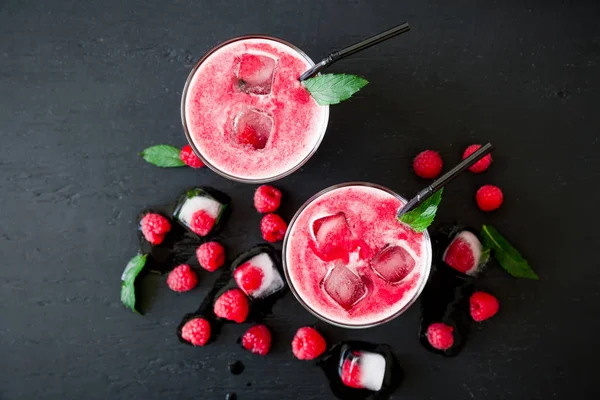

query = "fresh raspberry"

[
  {"left": 181, "top": 317, "right": 211, "bottom": 346},
  {"left": 180, "top": 144, "right": 205, "bottom": 168},
  {"left": 234, "top": 262, "right": 264, "bottom": 295},
  {"left": 463, "top": 144, "right": 493, "bottom": 173},
  {"left": 196, "top": 242, "right": 225, "bottom": 272},
  {"left": 140, "top": 213, "right": 171, "bottom": 245},
  {"left": 189, "top": 210, "right": 216, "bottom": 236},
  {"left": 426, "top": 323, "right": 454, "bottom": 350},
  {"left": 470, "top": 291, "right": 500, "bottom": 322},
  {"left": 476, "top": 185, "right": 503, "bottom": 211},
  {"left": 167, "top": 264, "right": 198, "bottom": 292},
  {"left": 237, "top": 125, "right": 267, "bottom": 150},
  {"left": 214, "top": 289, "right": 249, "bottom": 323},
  {"left": 260, "top": 213, "right": 287, "bottom": 243},
  {"left": 340, "top": 355, "right": 362, "bottom": 389},
  {"left": 241, "top": 324, "right": 272, "bottom": 356},
  {"left": 292, "top": 327, "right": 327, "bottom": 360},
  {"left": 254, "top": 185, "right": 282, "bottom": 213},
  {"left": 413, "top": 150, "right": 443, "bottom": 179}
]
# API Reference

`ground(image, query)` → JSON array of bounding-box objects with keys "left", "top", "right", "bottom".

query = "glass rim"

[
  {"left": 180, "top": 35, "right": 330, "bottom": 184},
  {"left": 282, "top": 182, "right": 433, "bottom": 329}
]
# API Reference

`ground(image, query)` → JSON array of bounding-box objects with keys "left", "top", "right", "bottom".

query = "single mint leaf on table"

[
  {"left": 121, "top": 254, "right": 148, "bottom": 313},
  {"left": 480, "top": 225, "right": 538, "bottom": 280},
  {"left": 302, "top": 73, "right": 368, "bottom": 105},
  {"left": 398, "top": 189, "right": 443, "bottom": 233},
  {"left": 140, "top": 145, "right": 185, "bottom": 167}
]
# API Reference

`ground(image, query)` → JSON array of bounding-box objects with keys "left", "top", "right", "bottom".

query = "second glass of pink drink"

[
  {"left": 181, "top": 36, "right": 329, "bottom": 183},
  {"left": 283, "top": 183, "right": 432, "bottom": 328}
]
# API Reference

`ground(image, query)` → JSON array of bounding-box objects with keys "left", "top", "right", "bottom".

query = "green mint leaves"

[
  {"left": 302, "top": 73, "right": 368, "bottom": 105},
  {"left": 481, "top": 225, "right": 539, "bottom": 280},
  {"left": 398, "top": 189, "right": 443, "bottom": 233},
  {"left": 121, "top": 254, "right": 148, "bottom": 313},
  {"left": 140, "top": 145, "right": 185, "bottom": 168}
]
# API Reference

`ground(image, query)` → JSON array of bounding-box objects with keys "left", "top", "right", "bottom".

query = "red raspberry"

[
  {"left": 181, "top": 317, "right": 211, "bottom": 346},
  {"left": 180, "top": 144, "right": 205, "bottom": 168},
  {"left": 167, "top": 264, "right": 198, "bottom": 292},
  {"left": 476, "top": 185, "right": 503, "bottom": 211},
  {"left": 463, "top": 144, "right": 493, "bottom": 173},
  {"left": 340, "top": 355, "right": 362, "bottom": 389},
  {"left": 292, "top": 327, "right": 327, "bottom": 360},
  {"left": 234, "top": 262, "right": 264, "bottom": 295},
  {"left": 413, "top": 150, "right": 443, "bottom": 179},
  {"left": 254, "top": 185, "right": 282, "bottom": 213},
  {"left": 241, "top": 324, "right": 272, "bottom": 356},
  {"left": 190, "top": 210, "right": 216, "bottom": 236},
  {"left": 196, "top": 242, "right": 225, "bottom": 272},
  {"left": 214, "top": 289, "right": 249, "bottom": 323},
  {"left": 237, "top": 125, "right": 268, "bottom": 150},
  {"left": 260, "top": 213, "right": 287, "bottom": 243},
  {"left": 470, "top": 291, "right": 500, "bottom": 322},
  {"left": 140, "top": 213, "right": 171, "bottom": 245},
  {"left": 426, "top": 323, "right": 454, "bottom": 350}
]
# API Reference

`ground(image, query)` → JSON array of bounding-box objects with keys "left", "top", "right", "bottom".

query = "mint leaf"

[
  {"left": 302, "top": 74, "right": 368, "bottom": 105},
  {"left": 398, "top": 189, "right": 443, "bottom": 233},
  {"left": 120, "top": 254, "right": 147, "bottom": 313},
  {"left": 480, "top": 225, "right": 538, "bottom": 280},
  {"left": 140, "top": 145, "right": 185, "bottom": 167},
  {"left": 479, "top": 248, "right": 491, "bottom": 266}
]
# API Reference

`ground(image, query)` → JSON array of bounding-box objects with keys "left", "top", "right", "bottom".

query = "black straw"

[
  {"left": 299, "top": 22, "right": 411, "bottom": 81},
  {"left": 396, "top": 143, "right": 494, "bottom": 218}
]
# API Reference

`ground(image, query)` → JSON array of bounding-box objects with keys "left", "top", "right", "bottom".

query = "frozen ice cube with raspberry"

[
  {"left": 312, "top": 212, "right": 355, "bottom": 262},
  {"left": 174, "top": 189, "right": 225, "bottom": 237},
  {"left": 234, "top": 252, "right": 284, "bottom": 299},
  {"left": 237, "top": 53, "right": 276, "bottom": 95},
  {"left": 370, "top": 245, "right": 416, "bottom": 284},
  {"left": 442, "top": 231, "right": 483, "bottom": 275},
  {"left": 340, "top": 350, "right": 386, "bottom": 392},
  {"left": 233, "top": 108, "right": 273, "bottom": 150},
  {"left": 322, "top": 264, "right": 367, "bottom": 310}
]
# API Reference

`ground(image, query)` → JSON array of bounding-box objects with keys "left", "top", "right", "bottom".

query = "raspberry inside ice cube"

[
  {"left": 237, "top": 53, "right": 276, "bottom": 95},
  {"left": 233, "top": 109, "right": 273, "bottom": 150},
  {"left": 370, "top": 245, "right": 415, "bottom": 284},
  {"left": 322, "top": 264, "right": 367, "bottom": 310},
  {"left": 234, "top": 253, "right": 284, "bottom": 299},
  {"left": 312, "top": 212, "right": 354, "bottom": 262},
  {"left": 442, "top": 231, "right": 482, "bottom": 275},
  {"left": 177, "top": 194, "right": 223, "bottom": 236},
  {"left": 340, "top": 350, "right": 386, "bottom": 392}
]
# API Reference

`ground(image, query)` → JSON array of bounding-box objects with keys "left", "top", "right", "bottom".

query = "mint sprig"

[
  {"left": 481, "top": 225, "right": 538, "bottom": 280},
  {"left": 140, "top": 145, "right": 185, "bottom": 167},
  {"left": 302, "top": 73, "right": 368, "bottom": 105},
  {"left": 121, "top": 254, "right": 148, "bottom": 313},
  {"left": 398, "top": 189, "right": 443, "bottom": 233}
]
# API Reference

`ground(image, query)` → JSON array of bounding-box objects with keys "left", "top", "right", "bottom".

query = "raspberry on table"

[
  {"left": 413, "top": 150, "right": 443, "bottom": 179},
  {"left": 213, "top": 289, "right": 249, "bottom": 323},
  {"left": 254, "top": 185, "right": 282, "bottom": 213},
  {"left": 470, "top": 291, "right": 500, "bottom": 322},
  {"left": 476, "top": 185, "right": 503, "bottom": 211},
  {"left": 196, "top": 242, "right": 225, "bottom": 272},
  {"left": 234, "top": 262, "right": 264, "bottom": 295},
  {"left": 463, "top": 144, "right": 493, "bottom": 173},
  {"left": 181, "top": 317, "right": 211, "bottom": 346},
  {"left": 292, "top": 326, "right": 327, "bottom": 360},
  {"left": 260, "top": 213, "right": 287, "bottom": 243},
  {"left": 426, "top": 322, "right": 454, "bottom": 350},
  {"left": 241, "top": 324, "right": 272, "bottom": 356},
  {"left": 190, "top": 209, "right": 216, "bottom": 236},
  {"left": 180, "top": 144, "right": 205, "bottom": 168},
  {"left": 140, "top": 213, "right": 171, "bottom": 245},
  {"left": 167, "top": 264, "right": 198, "bottom": 292}
]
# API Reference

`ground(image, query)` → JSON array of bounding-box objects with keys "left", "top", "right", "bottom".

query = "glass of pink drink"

[
  {"left": 181, "top": 36, "right": 330, "bottom": 183},
  {"left": 283, "top": 183, "right": 433, "bottom": 328}
]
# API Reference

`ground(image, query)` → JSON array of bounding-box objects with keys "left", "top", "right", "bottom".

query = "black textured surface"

[{"left": 1, "top": 0, "right": 599, "bottom": 399}]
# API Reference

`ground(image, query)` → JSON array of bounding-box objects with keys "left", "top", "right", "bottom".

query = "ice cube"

[
  {"left": 233, "top": 108, "right": 273, "bottom": 150},
  {"left": 370, "top": 245, "right": 415, "bottom": 284},
  {"left": 312, "top": 212, "right": 354, "bottom": 261},
  {"left": 340, "top": 350, "right": 386, "bottom": 392},
  {"left": 322, "top": 264, "right": 367, "bottom": 310},
  {"left": 175, "top": 189, "right": 224, "bottom": 236},
  {"left": 237, "top": 53, "right": 276, "bottom": 95},
  {"left": 442, "top": 231, "right": 482, "bottom": 275},
  {"left": 234, "top": 252, "right": 284, "bottom": 299}
]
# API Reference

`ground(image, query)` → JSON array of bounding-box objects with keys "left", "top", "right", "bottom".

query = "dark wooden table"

[{"left": 2, "top": 0, "right": 599, "bottom": 399}]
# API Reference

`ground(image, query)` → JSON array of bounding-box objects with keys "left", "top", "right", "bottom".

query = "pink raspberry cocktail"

[
  {"left": 283, "top": 183, "right": 432, "bottom": 328},
  {"left": 181, "top": 36, "right": 329, "bottom": 183}
]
